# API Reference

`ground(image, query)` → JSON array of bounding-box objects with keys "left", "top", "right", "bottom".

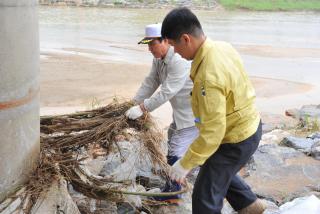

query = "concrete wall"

[{"left": 0, "top": 0, "right": 40, "bottom": 202}]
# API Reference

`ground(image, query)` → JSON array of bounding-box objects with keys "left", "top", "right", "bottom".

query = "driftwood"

[{"left": 1, "top": 101, "right": 188, "bottom": 214}]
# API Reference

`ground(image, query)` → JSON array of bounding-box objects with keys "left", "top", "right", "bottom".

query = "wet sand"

[
  {"left": 234, "top": 44, "right": 320, "bottom": 59},
  {"left": 40, "top": 50, "right": 317, "bottom": 128},
  {"left": 40, "top": 52, "right": 147, "bottom": 107}
]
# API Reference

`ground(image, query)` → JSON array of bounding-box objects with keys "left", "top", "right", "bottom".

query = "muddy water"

[{"left": 39, "top": 7, "right": 320, "bottom": 84}]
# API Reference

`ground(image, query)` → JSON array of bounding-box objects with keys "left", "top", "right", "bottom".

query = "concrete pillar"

[{"left": 0, "top": 0, "right": 39, "bottom": 202}]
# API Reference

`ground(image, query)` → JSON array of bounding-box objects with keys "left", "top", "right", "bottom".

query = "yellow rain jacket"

[{"left": 180, "top": 39, "right": 260, "bottom": 170}]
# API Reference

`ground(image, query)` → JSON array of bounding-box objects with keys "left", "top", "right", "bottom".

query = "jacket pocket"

[{"left": 202, "top": 81, "right": 224, "bottom": 114}]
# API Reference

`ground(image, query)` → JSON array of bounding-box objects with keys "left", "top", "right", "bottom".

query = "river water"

[{"left": 39, "top": 7, "right": 320, "bottom": 85}]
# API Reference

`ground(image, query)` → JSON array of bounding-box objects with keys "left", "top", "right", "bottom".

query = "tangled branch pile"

[{"left": 2, "top": 101, "right": 174, "bottom": 213}]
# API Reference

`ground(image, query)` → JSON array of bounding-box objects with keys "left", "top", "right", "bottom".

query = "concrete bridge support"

[{"left": 0, "top": 0, "right": 39, "bottom": 202}]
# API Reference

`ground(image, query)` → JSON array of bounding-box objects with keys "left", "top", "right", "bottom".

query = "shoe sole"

[{"left": 160, "top": 198, "right": 182, "bottom": 205}]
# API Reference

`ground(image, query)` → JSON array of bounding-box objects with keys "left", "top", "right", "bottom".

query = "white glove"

[
  {"left": 170, "top": 160, "right": 190, "bottom": 184},
  {"left": 125, "top": 105, "right": 143, "bottom": 120}
]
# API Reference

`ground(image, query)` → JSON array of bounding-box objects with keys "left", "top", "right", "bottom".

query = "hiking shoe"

[{"left": 238, "top": 199, "right": 266, "bottom": 214}]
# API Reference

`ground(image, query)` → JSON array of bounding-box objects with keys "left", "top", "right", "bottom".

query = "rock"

[
  {"left": 308, "top": 132, "right": 320, "bottom": 140},
  {"left": 311, "top": 141, "right": 320, "bottom": 160},
  {"left": 286, "top": 104, "right": 320, "bottom": 126},
  {"left": 280, "top": 133, "right": 320, "bottom": 158},
  {"left": 117, "top": 202, "right": 136, "bottom": 214},
  {"left": 94, "top": 200, "right": 117, "bottom": 214},
  {"left": 285, "top": 108, "right": 300, "bottom": 119},
  {"left": 281, "top": 136, "right": 317, "bottom": 153},
  {"left": 244, "top": 144, "right": 320, "bottom": 204},
  {"left": 260, "top": 112, "right": 299, "bottom": 133},
  {"left": 260, "top": 129, "right": 291, "bottom": 145},
  {"left": 0, "top": 197, "right": 22, "bottom": 214},
  {"left": 77, "top": 198, "right": 118, "bottom": 214},
  {"left": 299, "top": 104, "right": 320, "bottom": 120},
  {"left": 279, "top": 195, "right": 320, "bottom": 214},
  {"left": 30, "top": 179, "right": 80, "bottom": 214}
]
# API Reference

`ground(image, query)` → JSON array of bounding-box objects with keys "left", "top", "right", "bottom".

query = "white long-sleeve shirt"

[{"left": 134, "top": 47, "right": 195, "bottom": 130}]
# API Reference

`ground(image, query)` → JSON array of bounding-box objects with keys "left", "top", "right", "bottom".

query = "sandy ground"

[
  {"left": 234, "top": 44, "right": 320, "bottom": 59},
  {"left": 40, "top": 50, "right": 316, "bottom": 128}
]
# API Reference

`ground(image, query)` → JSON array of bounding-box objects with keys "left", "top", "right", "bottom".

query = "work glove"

[
  {"left": 125, "top": 105, "right": 143, "bottom": 120},
  {"left": 170, "top": 160, "right": 190, "bottom": 184}
]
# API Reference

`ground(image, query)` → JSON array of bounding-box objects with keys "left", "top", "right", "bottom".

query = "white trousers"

[{"left": 167, "top": 122, "right": 199, "bottom": 157}]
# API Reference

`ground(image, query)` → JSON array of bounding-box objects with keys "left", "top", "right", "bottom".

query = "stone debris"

[
  {"left": 260, "top": 112, "right": 299, "bottom": 133},
  {"left": 281, "top": 132, "right": 320, "bottom": 156},
  {"left": 30, "top": 179, "right": 80, "bottom": 214},
  {"left": 308, "top": 132, "right": 320, "bottom": 139},
  {"left": 1, "top": 103, "right": 320, "bottom": 214},
  {"left": 281, "top": 136, "right": 317, "bottom": 154},
  {"left": 279, "top": 195, "right": 320, "bottom": 214},
  {"left": 244, "top": 143, "right": 320, "bottom": 204},
  {"left": 260, "top": 129, "right": 291, "bottom": 145},
  {"left": 286, "top": 104, "right": 320, "bottom": 129},
  {"left": 311, "top": 141, "right": 320, "bottom": 160}
]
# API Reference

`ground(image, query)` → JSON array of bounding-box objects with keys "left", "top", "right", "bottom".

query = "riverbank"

[
  {"left": 40, "top": 49, "right": 318, "bottom": 129},
  {"left": 37, "top": 50, "right": 320, "bottom": 214},
  {"left": 39, "top": 0, "right": 320, "bottom": 11},
  {"left": 39, "top": 6, "right": 320, "bottom": 127},
  {"left": 38, "top": 0, "right": 220, "bottom": 10},
  {"left": 220, "top": 0, "right": 320, "bottom": 11}
]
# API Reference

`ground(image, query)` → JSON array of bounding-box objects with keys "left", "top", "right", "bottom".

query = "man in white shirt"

[{"left": 125, "top": 23, "right": 198, "bottom": 203}]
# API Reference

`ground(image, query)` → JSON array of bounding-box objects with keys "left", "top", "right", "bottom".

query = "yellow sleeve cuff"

[{"left": 179, "top": 150, "right": 201, "bottom": 170}]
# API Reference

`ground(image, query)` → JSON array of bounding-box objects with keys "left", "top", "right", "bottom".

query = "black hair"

[
  {"left": 156, "top": 37, "right": 163, "bottom": 43},
  {"left": 161, "top": 7, "right": 203, "bottom": 41}
]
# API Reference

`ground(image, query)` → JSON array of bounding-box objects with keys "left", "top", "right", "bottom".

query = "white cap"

[{"left": 138, "top": 23, "right": 162, "bottom": 44}]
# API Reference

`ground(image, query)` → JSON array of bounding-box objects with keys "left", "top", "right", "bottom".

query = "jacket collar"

[
  {"left": 190, "top": 38, "right": 212, "bottom": 81},
  {"left": 162, "top": 46, "right": 174, "bottom": 64}
]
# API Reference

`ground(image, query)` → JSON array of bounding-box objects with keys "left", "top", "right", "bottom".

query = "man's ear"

[{"left": 181, "top": 34, "right": 191, "bottom": 46}]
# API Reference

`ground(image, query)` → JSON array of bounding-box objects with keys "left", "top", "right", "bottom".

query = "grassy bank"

[{"left": 219, "top": 0, "right": 320, "bottom": 11}]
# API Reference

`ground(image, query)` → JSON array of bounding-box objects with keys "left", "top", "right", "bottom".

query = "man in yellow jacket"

[{"left": 161, "top": 7, "right": 265, "bottom": 214}]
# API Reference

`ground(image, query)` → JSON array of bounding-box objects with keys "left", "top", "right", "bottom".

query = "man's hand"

[
  {"left": 170, "top": 160, "right": 190, "bottom": 184},
  {"left": 125, "top": 105, "right": 143, "bottom": 120}
]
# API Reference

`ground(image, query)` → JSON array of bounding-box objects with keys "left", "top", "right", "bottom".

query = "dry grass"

[{"left": 1, "top": 101, "right": 174, "bottom": 213}]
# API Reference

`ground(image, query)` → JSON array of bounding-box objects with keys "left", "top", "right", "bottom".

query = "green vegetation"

[
  {"left": 219, "top": 0, "right": 320, "bottom": 11},
  {"left": 293, "top": 115, "right": 320, "bottom": 137},
  {"left": 303, "top": 115, "right": 320, "bottom": 132},
  {"left": 87, "top": 97, "right": 102, "bottom": 110}
]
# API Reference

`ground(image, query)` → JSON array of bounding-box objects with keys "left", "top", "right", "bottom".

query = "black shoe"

[{"left": 151, "top": 180, "right": 182, "bottom": 204}]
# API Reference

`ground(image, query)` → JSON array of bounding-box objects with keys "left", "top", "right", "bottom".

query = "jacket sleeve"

[
  {"left": 143, "top": 60, "right": 190, "bottom": 112},
  {"left": 133, "top": 59, "right": 160, "bottom": 104},
  {"left": 180, "top": 81, "right": 226, "bottom": 170}
]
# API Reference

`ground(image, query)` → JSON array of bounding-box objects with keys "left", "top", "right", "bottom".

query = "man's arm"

[
  {"left": 133, "top": 59, "right": 160, "bottom": 104},
  {"left": 180, "top": 81, "right": 226, "bottom": 170},
  {"left": 143, "top": 60, "right": 190, "bottom": 112}
]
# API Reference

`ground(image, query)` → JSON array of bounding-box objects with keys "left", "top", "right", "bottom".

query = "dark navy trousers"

[{"left": 192, "top": 121, "right": 262, "bottom": 214}]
